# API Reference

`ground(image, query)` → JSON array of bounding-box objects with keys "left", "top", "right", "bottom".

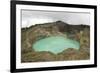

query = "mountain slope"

[{"left": 21, "top": 21, "right": 90, "bottom": 62}]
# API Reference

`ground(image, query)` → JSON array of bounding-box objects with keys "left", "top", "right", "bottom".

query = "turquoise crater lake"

[{"left": 32, "top": 36, "right": 80, "bottom": 54}]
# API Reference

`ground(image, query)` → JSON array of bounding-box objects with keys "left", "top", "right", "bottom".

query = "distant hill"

[
  {"left": 22, "top": 20, "right": 89, "bottom": 33},
  {"left": 22, "top": 20, "right": 89, "bottom": 40}
]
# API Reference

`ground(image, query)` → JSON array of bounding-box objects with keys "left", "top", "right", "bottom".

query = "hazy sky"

[{"left": 22, "top": 10, "right": 90, "bottom": 27}]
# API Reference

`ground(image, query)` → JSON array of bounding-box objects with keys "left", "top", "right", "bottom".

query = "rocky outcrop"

[{"left": 21, "top": 21, "right": 90, "bottom": 62}]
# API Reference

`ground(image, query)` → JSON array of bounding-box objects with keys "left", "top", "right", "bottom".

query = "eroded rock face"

[
  {"left": 21, "top": 48, "right": 89, "bottom": 62},
  {"left": 21, "top": 51, "right": 56, "bottom": 62},
  {"left": 21, "top": 21, "right": 90, "bottom": 62}
]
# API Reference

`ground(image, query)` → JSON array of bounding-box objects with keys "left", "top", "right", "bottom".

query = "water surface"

[{"left": 32, "top": 36, "right": 80, "bottom": 54}]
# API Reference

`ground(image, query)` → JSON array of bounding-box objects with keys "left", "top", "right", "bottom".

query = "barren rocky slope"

[{"left": 21, "top": 21, "right": 90, "bottom": 62}]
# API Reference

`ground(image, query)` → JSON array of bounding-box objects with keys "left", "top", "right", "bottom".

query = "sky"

[{"left": 21, "top": 10, "right": 90, "bottom": 28}]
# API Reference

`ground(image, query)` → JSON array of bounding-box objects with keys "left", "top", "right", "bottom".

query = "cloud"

[{"left": 22, "top": 10, "right": 90, "bottom": 27}]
